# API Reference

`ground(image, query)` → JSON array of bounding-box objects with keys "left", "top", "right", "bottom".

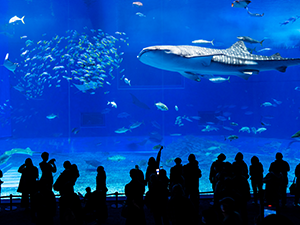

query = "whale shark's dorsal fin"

[
  {"left": 227, "top": 41, "right": 250, "bottom": 54},
  {"left": 271, "top": 53, "right": 283, "bottom": 58}
]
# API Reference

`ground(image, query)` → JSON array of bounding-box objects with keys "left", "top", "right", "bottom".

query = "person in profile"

[
  {"left": 170, "top": 157, "right": 184, "bottom": 189},
  {"left": 268, "top": 152, "right": 290, "bottom": 207},
  {"left": 17, "top": 158, "right": 39, "bottom": 210},
  {"left": 249, "top": 156, "right": 263, "bottom": 204},
  {"left": 125, "top": 168, "right": 146, "bottom": 225},
  {"left": 183, "top": 153, "right": 202, "bottom": 211},
  {"left": 39, "top": 152, "right": 57, "bottom": 192}
]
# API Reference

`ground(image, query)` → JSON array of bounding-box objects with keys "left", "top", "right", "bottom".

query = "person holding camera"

[{"left": 39, "top": 152, "right": 57, "bottom": 192}]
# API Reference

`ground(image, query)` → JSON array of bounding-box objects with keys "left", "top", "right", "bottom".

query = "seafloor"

[{"left": 0, "top": 135, "right": 298, "bottom": 197}]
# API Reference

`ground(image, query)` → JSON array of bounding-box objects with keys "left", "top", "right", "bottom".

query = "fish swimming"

[
  {"left": 0, "top": 147, "right": 34, "bottom": 165},
  {"left": 2, "top": 53, "right": 18, "bottom": 73},
  {"left": 155, "top": 102, "right": 168, "bottom": 111},
  {"left": 192, "top": 39, "right": 214, "bottom": 46},
  {"left": 9, "top": 15, "right": 25, "bottom": 24},
  {"left": 46, "top": 113, "right": 58, "bottom": 119},
  {"left": 246, "top": 8, "right": 264, "bottom": 17},
  {"left": 237, "top": 36, "right": 264, "bottom": 45},
  {"left": 130, "top": 93, "right": 150, "bottom": 110},
  {"left": 137, "top": 40, "right": 300, "bottom": 81},
  {"left": 231, "top": 0, "right": 251, "bottom": 8},
  {"left": 209, "top": 77, "right": 230, "bottom": 83}
]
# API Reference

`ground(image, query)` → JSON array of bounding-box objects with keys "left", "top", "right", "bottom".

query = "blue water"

[{"left": 1, "top": 0, "right": 300, "bottom": 197}]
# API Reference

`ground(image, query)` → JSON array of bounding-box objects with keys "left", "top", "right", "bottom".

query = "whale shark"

[{"left": 137, "top": 41, "right": 300, "bottom": 81}]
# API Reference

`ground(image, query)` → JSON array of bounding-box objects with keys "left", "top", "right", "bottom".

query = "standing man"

[
  {"left": 183, "top": 153, "right": 202, "bottom": 211},
  {"left": 269, "top": 152, "right": 290, "bottom": 207}
]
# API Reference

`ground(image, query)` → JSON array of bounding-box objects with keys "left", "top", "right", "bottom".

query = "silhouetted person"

[
  {"left": 125, "top": 168, "right": 146, "bottom": 225},
  {"left": 95, "top": 166, "right": 108, "bottom": 224},
  {"left": 146, "top": 173, "right": 170, "bottom": 225},
  {"left": 209, "top": 153, "right": 227, "bottom": 192},
  {"left": 183, "top": 153, "right": 202, "bottom": 211},
  {"left": 214, "top": 162, "right": 233, "bottom": 206},
  {"left": 269, "top": 152, "right": 290, "bottom": 206},
  {"left": 219, "top": 197, "right": 242, "bottom": 225},
  {"left": 35, "top": 188, "right": 56, "bottom": 225},
  {"left": 231, "top": 167, "right": 251, "bottom": 225},
  {"left": 53, "top": 161, "right": 74, "bottom": 196},
  {"left": 145, "top": 146, "right": 163, "bottom": 187},
  {"left": 39, "top": 152, "right": 57, "bottom": 192},
  {"left": 167, "top": 184, "right": 197, "bottom": 225},
  {"left": 83, "top": 187, "right": 94, "bottom": 218},
  {"left": 17, "top": 158, "right": 39, "bottom": 210},
  {"left": 232, "top": 152, "right": 249, "bottom": 179},
  {"left": 170, "top": 157, "right": 184, "bottom": 189},
  {"left": 294, "top": 163, "right": 300, "bottom": 206},
  {"left": 0, "top": 169, "right": 3, "bottom": 204},
  {"left": 249, "top": 156, "right": 263, "bottom": 204},
  {"left": 263, "top": 166, "right": 282, "bottom": 208},
  {"left": 54, "top": 161, "right": 82, "bottom": 225},
  {"left": 135, "top": 165, "right": 145, "bottom": 185}
]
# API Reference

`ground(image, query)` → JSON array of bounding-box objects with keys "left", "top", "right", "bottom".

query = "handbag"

[{"left": 289, "top": 177, "right": 296, "bottom": 195}]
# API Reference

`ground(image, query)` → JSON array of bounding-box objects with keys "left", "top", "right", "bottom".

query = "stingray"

[
  {"left": 149, "top": 132, "right": 163, "bottom": 143},
  {"left": 85, "top": 159, "right": 102, "bottom": 167},
  {"left": 130, "top": 93, "right": 150, "bottom": 110},
  {"left": 1, "top": 53, "right": 17, "bottom": 73}
]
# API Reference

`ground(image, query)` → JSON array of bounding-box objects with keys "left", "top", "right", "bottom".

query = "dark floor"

[{"left": 0, "top": 195, "right": 300, "bottom": 225}]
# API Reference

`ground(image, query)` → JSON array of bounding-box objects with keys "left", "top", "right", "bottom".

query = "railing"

[{"left": 0, "top": 191, "right": 215, "bottom": 211}]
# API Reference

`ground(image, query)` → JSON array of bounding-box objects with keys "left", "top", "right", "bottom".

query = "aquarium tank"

[{"left": 0, "top": 0, "right": 300, "bottom": 197}]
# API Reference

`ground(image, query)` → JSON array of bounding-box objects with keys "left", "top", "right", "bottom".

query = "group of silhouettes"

[{"left": 0, "top": 146, "right": 298, "bottom": 225}]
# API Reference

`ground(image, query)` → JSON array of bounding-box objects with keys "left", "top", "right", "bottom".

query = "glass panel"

[{"left": 0, "top": 0, "right": 300, "bottom": 198}]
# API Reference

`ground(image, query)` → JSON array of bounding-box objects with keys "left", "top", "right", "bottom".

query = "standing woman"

[
  {"left": 249, "top": 156, "right": 264, "bottom": 204},
  {"left": 96, "top": 166, "right": 108, "bottom": 224},
  {"left": 17, "top": 158, "right": 39, "bottom": 210}
]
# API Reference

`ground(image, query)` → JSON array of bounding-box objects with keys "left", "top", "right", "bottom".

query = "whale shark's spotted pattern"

[{"left": 138, "top": 41, "right": 300, "bottom": 80}]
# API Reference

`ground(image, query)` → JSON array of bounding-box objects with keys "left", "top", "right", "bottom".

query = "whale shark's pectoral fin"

[
  {"left": 238, "top": 70, "right": 260, "bottom": 80},
  {"left": 180, "top": 72, "right": 201, "bottom": 82},
  {"left": 186, "top": 55, "right": 215, "bottom": 67},
  {"left": 276, "top": 66, "right": 287, "bottom": 73}
]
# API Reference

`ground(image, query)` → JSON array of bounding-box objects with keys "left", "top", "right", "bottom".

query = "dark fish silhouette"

[
  {"left": 85, "top": 159, "right": 102, "bottom": 167},
  {"left": 130, "top": 93, "right": 150, "bottom": 110}
]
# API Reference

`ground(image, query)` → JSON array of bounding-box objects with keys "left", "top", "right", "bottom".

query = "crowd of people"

[{"left": 0, "top": 146, "right": 298, "bottom": 225}]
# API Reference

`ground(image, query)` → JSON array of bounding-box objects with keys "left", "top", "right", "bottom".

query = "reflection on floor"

[{"left": 0, "top": 135, "right": 299, "bottom": 197}]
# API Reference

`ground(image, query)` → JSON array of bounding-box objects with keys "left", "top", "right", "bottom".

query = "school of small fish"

[{"left": 11, "top": 28, "right": 128, "bottom": 99}]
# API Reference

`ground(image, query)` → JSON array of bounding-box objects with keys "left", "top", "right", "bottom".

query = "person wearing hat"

[
  {"left": 170, "top": 157, "right": 184, "bottom": 190},
  {"left": 209, "top": 153, "right": 227, "bottom": 192}
]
